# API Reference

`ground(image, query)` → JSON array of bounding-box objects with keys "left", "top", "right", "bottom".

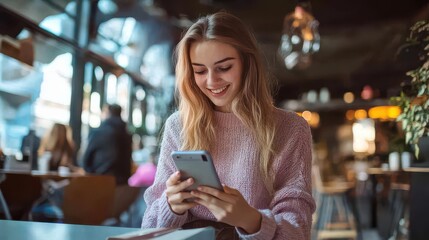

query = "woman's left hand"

[{"left": 191, "top": 184, "right": 262, "bottom": 234}]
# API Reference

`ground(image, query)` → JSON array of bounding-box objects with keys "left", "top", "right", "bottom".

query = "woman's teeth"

[{"left": 210, "top": 86, "right": 227, "bottom": 94}]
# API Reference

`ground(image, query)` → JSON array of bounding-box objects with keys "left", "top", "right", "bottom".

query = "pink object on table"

[{"left": 128, "top": 162, "right": 157, "bottom": 187}]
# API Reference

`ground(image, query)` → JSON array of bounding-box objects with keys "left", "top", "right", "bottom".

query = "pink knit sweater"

[{"left": 142, "top": 108, "right": 315, "bottom": 239}]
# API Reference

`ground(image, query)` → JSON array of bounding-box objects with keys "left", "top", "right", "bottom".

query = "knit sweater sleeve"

[
  {"left": 238, "top": 114, "right": 316, "bottom": 240},
  {"left": 141, "top": 113, "right": 189, "bottom": 228}
]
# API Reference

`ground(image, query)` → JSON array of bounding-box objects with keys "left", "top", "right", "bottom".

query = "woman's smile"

[{"left": 190, "top": 40, "right": 243, "bottom": 112}]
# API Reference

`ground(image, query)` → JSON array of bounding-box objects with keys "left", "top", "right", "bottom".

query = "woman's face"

[{"left": 190, "top": 40, "right": 243, "bottom": 112}]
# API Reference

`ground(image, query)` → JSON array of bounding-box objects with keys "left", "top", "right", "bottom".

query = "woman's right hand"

[{"left": 165, "top": 171, "right": 198, "bottom": 215}]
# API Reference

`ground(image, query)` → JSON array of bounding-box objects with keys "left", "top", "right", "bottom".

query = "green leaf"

[
  {"left": 406, "top": 132, "right": 412, "bottom": 144},
  {"left": 418, "top": 86, "right": 426, "bottom": 96},
  {"left": 415, "top": 144, "right": 420, "bottom": 159}
]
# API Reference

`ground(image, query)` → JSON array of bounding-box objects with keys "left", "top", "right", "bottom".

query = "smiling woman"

[
  {"left": 190, "top": 41, "right": 243, "bottom": 113},
  {"left": 142, "top": 11, "right": 315, "bottom": 240}
]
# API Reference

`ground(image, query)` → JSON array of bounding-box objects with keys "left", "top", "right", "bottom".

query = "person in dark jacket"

[{"left": 82, "top": 104, "right": 132, "bottom": 185}]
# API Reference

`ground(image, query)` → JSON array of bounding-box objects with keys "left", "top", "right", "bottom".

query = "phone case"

[{"left": 171, "top": 150, "right": 223, "bottom": 191}]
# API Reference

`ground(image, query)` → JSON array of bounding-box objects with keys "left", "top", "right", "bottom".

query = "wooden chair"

[
  {"left": 0, "top": 173, "right": 42, "bottom": 220},
  {"left": 0, "top": 173, "right": 12, "bottom": 219},
  {"left": 62, "top": 175, "right": 115, "bottom": 225},
  {"left": 109, "top": 184, "right": 141, "bottom": 223},
  {"left": 312, "top": 165, "right": 358, "bottom": 240}
]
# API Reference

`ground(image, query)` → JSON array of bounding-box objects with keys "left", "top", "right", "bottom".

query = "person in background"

[
  {"left": 128, "top": 151, "right": 158, "bottom": 188},
  {"left": 142, "top": 11, "right": 315, "bottom": 239},
  {"left": 38, "top": 123, "right": 84, "bottom": 173},
  {"left": 82, "top": 103, "right": 132, "bottom": 185},
  {"left": 20, "top": 129, "right": 41, "bottom": 170}
]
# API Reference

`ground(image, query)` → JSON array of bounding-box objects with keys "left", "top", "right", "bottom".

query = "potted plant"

[{"left": 391, "top": 20, "right": 429, "bottom": 163}]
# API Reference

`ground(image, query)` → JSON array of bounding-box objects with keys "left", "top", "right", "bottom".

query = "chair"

[
  {"left": 105, "top": 184, "right": 140, "bottom": 225},
  {"left": 312, "top": 165, "right": 358, "bottom": 240},
  {"left": 0, "top": 173, "right": 12, "bottom": 219},
  {"left": 62, "top": 175, "right": 116, "bottom": 225},
  {"left": 387, "top": 182, "right": 410, "bottom": 239},
  {"left": 0, "top": 173, "right": 42, "bottom": 220}
]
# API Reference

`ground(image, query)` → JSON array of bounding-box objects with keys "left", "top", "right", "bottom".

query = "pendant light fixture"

[{"left": 278, "top": 0, "right": 320, "bottom": 70}]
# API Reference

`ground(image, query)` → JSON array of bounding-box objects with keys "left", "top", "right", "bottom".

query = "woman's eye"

[
  {"left": 218, "top": 66, "right": 232, "bottom": 72},
  {"left": 194, "top": 69, "right": 206, "bottom": 75}
]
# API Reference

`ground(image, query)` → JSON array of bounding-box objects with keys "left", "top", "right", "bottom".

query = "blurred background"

[{"left": 1, "top": 1, "right": 428, "bottom": 239}]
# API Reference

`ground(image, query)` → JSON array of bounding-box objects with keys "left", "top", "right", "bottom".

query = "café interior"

[{"left": 0, "top": 0, "right": 428, "bottom": 239}]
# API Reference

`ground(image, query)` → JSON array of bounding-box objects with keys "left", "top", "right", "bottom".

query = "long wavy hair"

[
  {"left": 38, "top": 123, "right": 75, "bottom": 171},
  {"left": 174, "top": 12, "right": 277, "bottom": 194}
]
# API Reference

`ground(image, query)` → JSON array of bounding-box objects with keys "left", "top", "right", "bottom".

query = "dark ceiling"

[
  {"left": 152, "top": 0, "right": 429, "bottom": 102},
  {"left": 2, "top": 0, "right": 429, "bottom": 103}
]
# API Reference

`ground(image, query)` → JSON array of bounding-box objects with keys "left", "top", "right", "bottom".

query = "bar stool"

[
  {"left": 312, "top": 165, "right": 358, "bottom": 240},
  {"left": 387, "top": 182, "right": 410, "bottom": 240}
]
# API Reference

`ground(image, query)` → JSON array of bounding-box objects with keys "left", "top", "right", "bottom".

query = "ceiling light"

[{"left": 278, "top": 2, "right": 320, "bottom": 70}]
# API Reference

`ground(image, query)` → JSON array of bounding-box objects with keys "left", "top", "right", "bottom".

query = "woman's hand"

[
  {"left": 165, "top": 171, "right": 198, "bottom": 215},
  {"left": 191, "top": 185, "right": 262, "bottom": 234}
]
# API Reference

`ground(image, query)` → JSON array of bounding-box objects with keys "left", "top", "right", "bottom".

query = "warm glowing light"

[
  {"left": 309, "top": 112, "right": 320, "bottom": 128},
  {"left": 368, "top": 106, "right": 401, "bottom": 119},
  {"left": 302, "top": 110, "right": 312, "bottom": 121},
  {"left": 387, "top": 106, "right": 401, "bottom": 119},
  {"left": 353, "top": 119, "right": 375, "bottom": 154},
  {"left": 346, "top": 110, "right": 355, "bottom": 121},
  {"left": 343, "top": 92, "right": 354, "bottom": 103},
  {"left": 278, "top": 5, "right": 320, "bottom": 70},
  {"left": 361, "top": 85, "right": 374, "bottom": 100},
  {"left": 354, "top": 109, "right": 367, "bottom": 120},
  {"left": 298, "top": 111, "right": 320, "bottom": 128}
]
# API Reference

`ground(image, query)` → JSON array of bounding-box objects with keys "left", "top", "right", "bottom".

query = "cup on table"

[
  {"left": 389, "top": 152, "right": 400, "bottom": 171},
  {"left": 401, "top": 151, "right": 412, "bottom": 169},
  {"left": 38, "top": 152, "right": 51, "bottom": 173},
  {"left": 58, "top": 166, "right": 70, "bottom": 175}
]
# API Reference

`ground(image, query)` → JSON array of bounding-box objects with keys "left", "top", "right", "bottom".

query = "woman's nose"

[{"left": 207, "top": 71, "right": 219, "bottom": 83}]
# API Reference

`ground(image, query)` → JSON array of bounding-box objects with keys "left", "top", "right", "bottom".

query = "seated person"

[{"left": 38, "top": 123, "right": 84, "bottom": 174}]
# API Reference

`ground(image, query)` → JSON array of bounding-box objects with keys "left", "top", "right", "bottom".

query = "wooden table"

[
  {"left": 0, "top": 171, "right": 117, "bottom": 225},
  {"left": 0, "top": 220, "right": 215, "bottom": 240}
]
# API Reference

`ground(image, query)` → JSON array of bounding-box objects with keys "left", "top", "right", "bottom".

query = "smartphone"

[{"left": 171, "top": 150, "right": 223, "bottom": 192}]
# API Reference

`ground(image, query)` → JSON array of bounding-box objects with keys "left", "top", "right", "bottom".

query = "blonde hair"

[{"left": 174, "top": 12, "right": 277, "bottom": 194}]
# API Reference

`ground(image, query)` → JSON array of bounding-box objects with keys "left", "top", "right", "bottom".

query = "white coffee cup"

[
  {"left": 58, "top": 166, "right": 70, "bottom": 175},
  {"left": 389, "top": 152, "right": 400, "bottom": 171},
  {"left": 401, "top": 152, "right": 412, "bottom": 169},
  {"left": 38, "top": 152, "right": 51, "bottom": 173}
]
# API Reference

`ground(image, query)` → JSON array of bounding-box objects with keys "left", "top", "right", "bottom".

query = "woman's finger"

[
  {"left": 167, "top": 191, "right": 195, "bottom": 204},
  {"left": 166, "top": 171, "right": 181, "bottom": 187},
  {"left": 166, "top": 178, "right": 194, "bottom": 195},
  {"left": 196, "top": 186, "right": 235, "bottom": 203}
]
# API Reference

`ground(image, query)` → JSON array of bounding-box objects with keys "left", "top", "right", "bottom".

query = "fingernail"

[{"left": 188, "top": 178, "right": 193, "bottom": 183}]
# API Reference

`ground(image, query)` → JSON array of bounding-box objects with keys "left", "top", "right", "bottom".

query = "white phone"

[{"left": 171, "top": 150, "right": 223, "bottom": 191}]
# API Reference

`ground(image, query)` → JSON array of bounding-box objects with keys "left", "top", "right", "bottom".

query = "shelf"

[{"left": 281, "top": 98, "right": 391, "bottom": 112}]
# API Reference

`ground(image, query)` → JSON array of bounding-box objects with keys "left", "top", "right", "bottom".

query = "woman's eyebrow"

[
  {"left": 214, "top": 57, "right": 235, "bottom": 64},
  {"left": 191, "top": 57, "right": 235, "bottom": 66}
]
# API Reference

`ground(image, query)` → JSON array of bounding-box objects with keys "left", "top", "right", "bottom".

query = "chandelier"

[{"left": 278, "top": 3, "right": 320, "bottom": 70}]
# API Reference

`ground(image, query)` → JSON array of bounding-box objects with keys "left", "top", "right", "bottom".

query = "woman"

[
  {"left": 38, "top": 123, "right": 83, "bottom": 173},
  {"left": 142, "top": 12, "right": 315, "bottom": 239}
]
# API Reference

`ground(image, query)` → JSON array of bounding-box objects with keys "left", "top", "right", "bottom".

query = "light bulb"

[{"left": 278, "top": 6, "right": 320, "bottom": 70}]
